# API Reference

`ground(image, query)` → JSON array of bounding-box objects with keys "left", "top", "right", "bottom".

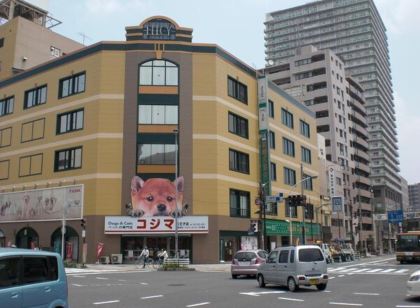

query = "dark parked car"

[{"left": 231, "top": 249, "right": 267, "bottom": 279}]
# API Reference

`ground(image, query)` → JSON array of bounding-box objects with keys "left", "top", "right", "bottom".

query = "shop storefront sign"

[
  {"left": 105, "top": 216, "right": 208, "bottom": 234},
  {"left": 143, "top": 18, "right": 176, "bottom": 40},
  {"left": 265, "top": 220, "right": 320, "bottom": 236},
  {"left": 0, "top": 185, "right": 83, "bottom": 222}
]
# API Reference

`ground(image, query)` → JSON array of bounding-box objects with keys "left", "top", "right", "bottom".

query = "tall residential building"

[
  {"left": 261, "top": 45, "right": 372, "bottom": 252},
  {"left": 265, "top": 0, "right": 401, "bottom": 219},
  {"left": 400, "top": 176, "right": 409, "bottom": 212},
  {"left": 0, "top": 11, "right": 321, "bottom": 262},
  {"left": 409, "top": 183, "right": 420, "bottom": 211}
]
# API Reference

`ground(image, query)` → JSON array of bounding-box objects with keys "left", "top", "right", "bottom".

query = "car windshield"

[
  {"left": 397, "top": 235, "right": 420, "bottom": 252},
  {"left": 234, "top": 252, "right": 256, "bottom": 261},
  {"left": 298, "top": 248, "right": 324, "bottom": 262}
]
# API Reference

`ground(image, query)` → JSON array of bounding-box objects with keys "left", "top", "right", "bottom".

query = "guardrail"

[{"left": 164, "top": 258, "right": 190, "bottom": 265}]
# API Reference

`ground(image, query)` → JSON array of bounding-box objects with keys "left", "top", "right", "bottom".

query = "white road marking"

[
  {"left": 240, "top": 291, "right": 286, "bottom": 296},
  {"left": 329, "top": 302, "right": 363, "bottom": 306},
  {"left": 93, "top": 300, "right": 120, "bottom": 305},
  {"left": 140, "top": 282, "right": 149, "bottom": 285},
  {"left": 396, "top": 305, "right": 420, "bottom": 308},
  {"left": 96, "top": 277, "right": 109, "bottom": 280},
  {"left": 354, "top": 292, "right": 380, "bottom": 296},
  {"left": 323, "top": 290, "right": 332, "bottom": 293},
  {"left": 340, "top": 268, "right": 358, "bottom": 273},
  {"left": 328, "top": 267, "right": 347, "bottom": 272},
  {"left": 186, "top": 302, "right": 210, "bottom": 307},
  {"left": 72, "top": 283, "right": 85, "bottom": 287},
  {"left": 338, "top": 275, "right": 345, "bottom": 277},
  {"left": 395, "top": 269, "right": 409, "bottom": 273},
  {"left": 366, "top": 269, "right": 383, "bottom": 273},
  {"left": 329, "top": 277, "right": 336, "bottom": 279},
  {"left": 72, "top": 275, "right": 86, "bottom": 278},
  {"left": 278, "top": 297, "right": 305, "bottom": 302},
  {"left": 381, "top": 269, "right": 396, "bottom": 273},
  {"left": 141, "top": 295, "right": 163, "bottom": 299},
  {"left": 352, "top": 268, "right": 370, "bottom": 273}
]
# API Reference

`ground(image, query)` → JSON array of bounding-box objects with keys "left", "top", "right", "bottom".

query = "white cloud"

[
  {"left": 394, "top": 91, "right": 420, "bottom": 183},
  {"left": 375, "top": 0, "right": 420, "bottom": 35}
]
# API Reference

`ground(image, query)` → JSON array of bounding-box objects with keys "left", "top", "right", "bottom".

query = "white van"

[{"left": 257, "top": 245, "right": 328, "bottom": 291}]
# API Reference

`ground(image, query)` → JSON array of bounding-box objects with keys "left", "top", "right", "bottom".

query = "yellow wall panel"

[
  {"left": 32, "top": 119, "right": 45, "bottom": 140},
  {"left": 31, "top": 154, "right": 43, "bottom": 175},
  {"left": 21, "top": 122, "right": 33, "bottom": 143},
  {"left": 19, "top": 156, "right": 30, "bottom": 177},
  {"left": 0, "top": 127, "right": 12, "bottom": 147},
  {"left": 0, "top": 160, "right": 9, "bottom": 180}
]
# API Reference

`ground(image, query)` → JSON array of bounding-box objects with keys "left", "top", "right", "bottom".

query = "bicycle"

[{"left": 136, "top": 256, "right": 155, "bottom": 269}]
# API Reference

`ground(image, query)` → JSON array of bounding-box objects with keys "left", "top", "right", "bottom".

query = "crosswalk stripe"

[
  {"left": 366, "top": 269, "right": 383, "bottom": 273},
  {"left": 381, "top": 269, "right": 396, "bottom": 273},
  {"left": 328, "top": 267, "right": 347, "bottom": 272},
  {"left": 339, "top": 268, "right": 358, "bottom": 273},
  {"left": 395, "top": 269, "right": 409, "bottom": 273},
  {"left": 352, "top": 268, "right": 370, "bottom": 273}
]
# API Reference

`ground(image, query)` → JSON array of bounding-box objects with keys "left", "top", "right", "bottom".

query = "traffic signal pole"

[{"left": 301, "top": 163, "right": 306, "bottom": 245}]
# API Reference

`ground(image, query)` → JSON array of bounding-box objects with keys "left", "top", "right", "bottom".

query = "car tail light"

[{"left": 255, "top": 257, "right": 264, "bottom": 265}]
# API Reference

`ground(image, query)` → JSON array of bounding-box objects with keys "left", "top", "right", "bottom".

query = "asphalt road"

[{"left": 68, "top": 255, "right": 420, "bottom": 308}]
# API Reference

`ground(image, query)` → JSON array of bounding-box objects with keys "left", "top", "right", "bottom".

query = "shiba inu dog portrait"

[{"left": 130, "top": 176, "right": 186, "bottom": 217}]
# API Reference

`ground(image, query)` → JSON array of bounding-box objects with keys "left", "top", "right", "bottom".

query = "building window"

[
  {"left": 50, "top": 46, "right": 60, "bottom": 57},
  {"left": 269, "top": 131, "right": 276, "bottom": 149},
  {"left": 19, "top": 153, "right": 43, "bottom": 177},
  {"left": 302, "top": 174, "right": 313, "bottom": 191},
  {"left": 282, "top": 137, "right": 295, "bottom": 157},
  {"left": 301, "top": 146, "right": 312, "bottom": 164},
  {"left": 300, "top": 120, "right": 310, "bottom": 138},
  {"left": 304, "top": 203, "right": 314, "bottom": 219},
  {"left": 0, "top": 38, "right": 4, "bottom": 48},
  {"left": 317, "top": 125, "right": 330, "bottom": 133},
  {"left": 284, "top": 167, "right": 296, "bottom": 186},
  {"left": 229, "top": 149, "right": 249, "bottom": 174},
  {"left": 0, "top": 96, "right": 14, "bottom": 117},
  {"left": 281, "top": 108, "right": 293, "bottom": 128},
  {"left": 228, "top": 112, "right": 248, "bottom": 138},
  {"left": 315, "top": 110, "right": 329, "bottom": 118},
  {"left": 139, "top": 60, "right": 178, "bottom": 86},
  {"left": 228, "top": 76, "right": 248, "bottom": 104},
  {"left": 139, "top": 105, "right": 178, "bottom": 124},
  {"left": 307, "top": 81, "right": 327, "bottom": 92},
  {"left": 268, "top": 100, "right": 274, "bottom": 118},
  {"left": 59, "top": 72, "right": 85, "bottom": 98},
  {"left": 24, "top": 85, "right": 47, "bottom": 109},
  {"left": 270, "top": 162, "right": 277, "bottom": 181},
  {"left": 54, "top": 147, "right": 82, "bottom": 171},
  {"left": 285, "top": 198, "right": 297, "bottom": 217},
  {"left": 138, "top": 144, "right": 175, "bottom": 165},
  {"left": 230, "top": 189, "right": 250, "bottom": 218},
  {"left": 57, "top": 109, "right": 84, "bottom": 134}
]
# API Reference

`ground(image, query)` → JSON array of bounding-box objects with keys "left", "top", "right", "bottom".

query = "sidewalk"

[{"left": 65, "top": 263, "right": 231, "bottom": 274}]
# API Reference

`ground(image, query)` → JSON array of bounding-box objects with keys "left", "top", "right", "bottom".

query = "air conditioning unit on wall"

[
  {"left": 100, "top": 256, "right": 110, "bottom": 264},
  {"left": 111, "top": 254, "right": 123, "bottom": 264}
]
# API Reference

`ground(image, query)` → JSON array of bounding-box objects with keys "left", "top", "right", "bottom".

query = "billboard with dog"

[
  {"left": 0, "top": 185, "right": 83, "bottom": 222},
  {"left": 128, "top": 175, "right": 187, "bottom": 217}
]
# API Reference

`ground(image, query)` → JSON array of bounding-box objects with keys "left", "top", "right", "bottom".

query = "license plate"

[
  {"left": 405, "top": 252, "right": 414, "bottom": 256},
  {"left": 239, "top": 262, "right": 250, "bottom": 266},
  {"left": 309, "top": 279, "right": 319, "bottom": 285}
]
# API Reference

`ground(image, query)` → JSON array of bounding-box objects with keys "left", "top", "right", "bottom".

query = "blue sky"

[{"left": 30, "top": 0, "right": 420, "bottom": 184}]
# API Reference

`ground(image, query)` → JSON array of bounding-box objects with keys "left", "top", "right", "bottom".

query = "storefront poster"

[
  {"left": 130, "top": 176, "right": 187, "bottom": 217},
  {"left": 0, "top": 185, "right": 83, "bottom": 222},
  {"left": 241, "top": 236, "right": 258, "bottom": 250},
  {"left": 104, "top": 216, "right": 208, "bottom": 234}
]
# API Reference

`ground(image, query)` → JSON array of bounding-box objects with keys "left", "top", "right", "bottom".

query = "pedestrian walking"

[{"left": 139, "top": 246, "right": 149, "bottom": 268}]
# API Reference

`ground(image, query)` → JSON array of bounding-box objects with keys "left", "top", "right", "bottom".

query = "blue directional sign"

[
  {"left": 331, "top": 196, "right": 343, "bottom": 212},
  {"left": 388, "top": 210, "right": 403, "bottom": 223}
]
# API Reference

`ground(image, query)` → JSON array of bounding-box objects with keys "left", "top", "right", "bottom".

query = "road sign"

[
  {"left": 388, "top": 210, "right": 403, "bottom": 223},
  {"left": 331, "top": 196, "right": 343, "bottom": 212},
  {"left": 266, "top": 193, "right": 284, "bottom": 203},
  {"left": 373, "top": 214, "right": 387, "bottom": 221}
]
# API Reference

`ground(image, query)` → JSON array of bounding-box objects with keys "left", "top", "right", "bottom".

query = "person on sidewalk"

[
  {"left": 157, "top": 248, "right": 168, "bottom": 264},
  {"left": 139, "top": 247, "right": 149, "bottom": 268}
]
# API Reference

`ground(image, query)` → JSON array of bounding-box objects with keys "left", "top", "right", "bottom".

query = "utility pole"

[
  {"left": 301, "top": 163, "right": 306, "bottom": 245},
  {"left": 174, "top": 129, "right": 179, "bottom": 264},
  {"left": 259, "top": 183, "right": 267, "bottom": 251}
]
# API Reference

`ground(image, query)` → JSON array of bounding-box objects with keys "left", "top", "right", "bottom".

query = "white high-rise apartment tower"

[{"left": 265, "top": 0, "right": 402, "bottom": 222}]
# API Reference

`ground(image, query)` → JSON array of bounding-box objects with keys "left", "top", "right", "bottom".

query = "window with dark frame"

[
  {"left": 229, "top": 149, "right": 249, "bottom": 174},
  {"left": 304, "top": 203, "right": 314, "bottom": 220},
  {"left": 285, "top": 199, "right": 298, "bottom": 217},
  {"left": 228, "top": 76, "right": 248, "bottom": 104},
  {"left": 137, "top": 144, "right": 175, "bottom": 165},
  {"left": 24, "top": 85, "right": 47, "bottom": 109},
  {"left": 284, "top": 167, "right": 296, "bottom": 186},
  {"left": 54, "top": 147, "right": 82, "bottom": 171},
  {"left": 303, "top": 173, "right": 313, "bottom": 191},
  {"left": 59, "top": 72, "right": 85, "bottom": 98},
  {"left": 282, "top": 137, "right": 295, "bottom": 157},
  {"left": 301, "top": 146, "right": 312, "bottom": 164},
  {"left": 270, "top": 162, "right": 277, "bottom": 181},
  {"left": 0, "top": 96, "right": 14, "bottom": 117},
  {"left": 139, "top": 60, "right": 178, "bottom": 86},
  {"left": 57, "top": 109, "right": 84, "bottom": 134},
  {"left": 300, "top": 120, "right": 310, "bottom": 138},
  {"left": 269, "top": 131, "right": 275, "bottom": 149},
  {"left": 228, "top": 112, "right": 248, "bottom": 138},
  {"left": 229, "top": 189, "right": 250, "bottom": 218},
  {"left": 268, "top": 100, "right": 274, "bottom": 118},
  {"left": 281, "top": 108, "right": 293, "bottom": 128}
]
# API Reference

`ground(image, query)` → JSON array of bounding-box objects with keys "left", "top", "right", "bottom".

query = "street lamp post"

[{"left": 174, "top": 129, "right": 179, "bottom": 263}]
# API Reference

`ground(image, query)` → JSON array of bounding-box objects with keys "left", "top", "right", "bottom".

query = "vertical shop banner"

[
  {"left": 96, "top": 242, "right": 104, "bottom": 260},
  {"left": 0, "top": 185, "right": 83, "bottom": 222},
  {"left": 258, "top": 76, "right": 271, "bottom": 194},
  {"left": 328, "top": 166, "right": 336, "bottom": 198}
]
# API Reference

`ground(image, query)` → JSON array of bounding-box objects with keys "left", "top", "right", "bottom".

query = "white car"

[{"left": 407, "top": 270, "right": 420, "bottom": 296}]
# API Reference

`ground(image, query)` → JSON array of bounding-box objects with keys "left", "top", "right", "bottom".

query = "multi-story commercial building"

[
  {"left": 0, "top": 9, "right": 321, "bottom": 261},
  {"left": 409, "top": 183, "right": 420, "bottom": 211},
  {"left": 264, "top": 0, "right": 402, "bottom": 226},
  {"left": 261, "top": 45, "right": 372, "bottom": 252}
]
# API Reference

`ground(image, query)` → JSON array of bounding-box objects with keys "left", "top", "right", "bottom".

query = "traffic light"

[
  {"left": 81, "top": 218, "right": 86, "bottom": 229},
  {"left": 286, "top": 195, "right": 307, "bottom": 207},
  {"left": 250, "top": 220, "right": 258, "bottom": 233}
]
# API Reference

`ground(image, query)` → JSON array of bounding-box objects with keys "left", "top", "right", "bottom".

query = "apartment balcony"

[
  {"left": 355, "top": 163, "right": 370, "bottom": 175},
  {"left": 355, "top": 150, "right": 370, "bottom": 162},
  {"left": 353, "top": 138, "right": 369, "bottom": 150},
  {"left": 355, "top": 188, "right": 372, "bottom": 199}
]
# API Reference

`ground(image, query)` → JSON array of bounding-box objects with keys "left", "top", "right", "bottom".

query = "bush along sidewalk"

[
  {"left": 158, "top": 263, "right": 195, "bottom": 271},
  {"left": 64, "top": 260, "right": 87, "bottom": 269}
]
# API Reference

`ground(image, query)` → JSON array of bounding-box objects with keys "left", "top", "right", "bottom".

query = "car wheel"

[
  {"left": 316, "top": 283, "right": 327, "bottom": 291},
  {"left": 232, "top": 274, "right": 238, "bottom": 279},
  {"left": 257, "top": 274, "right": 265, "bottom": 288},
  {"left": 287, "top": 277, "right": 298, "bottom": 292}
]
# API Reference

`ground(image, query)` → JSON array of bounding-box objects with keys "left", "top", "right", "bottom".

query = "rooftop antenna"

[{"left": 78, "top": 32, "right": 92, "bottom": 45}]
